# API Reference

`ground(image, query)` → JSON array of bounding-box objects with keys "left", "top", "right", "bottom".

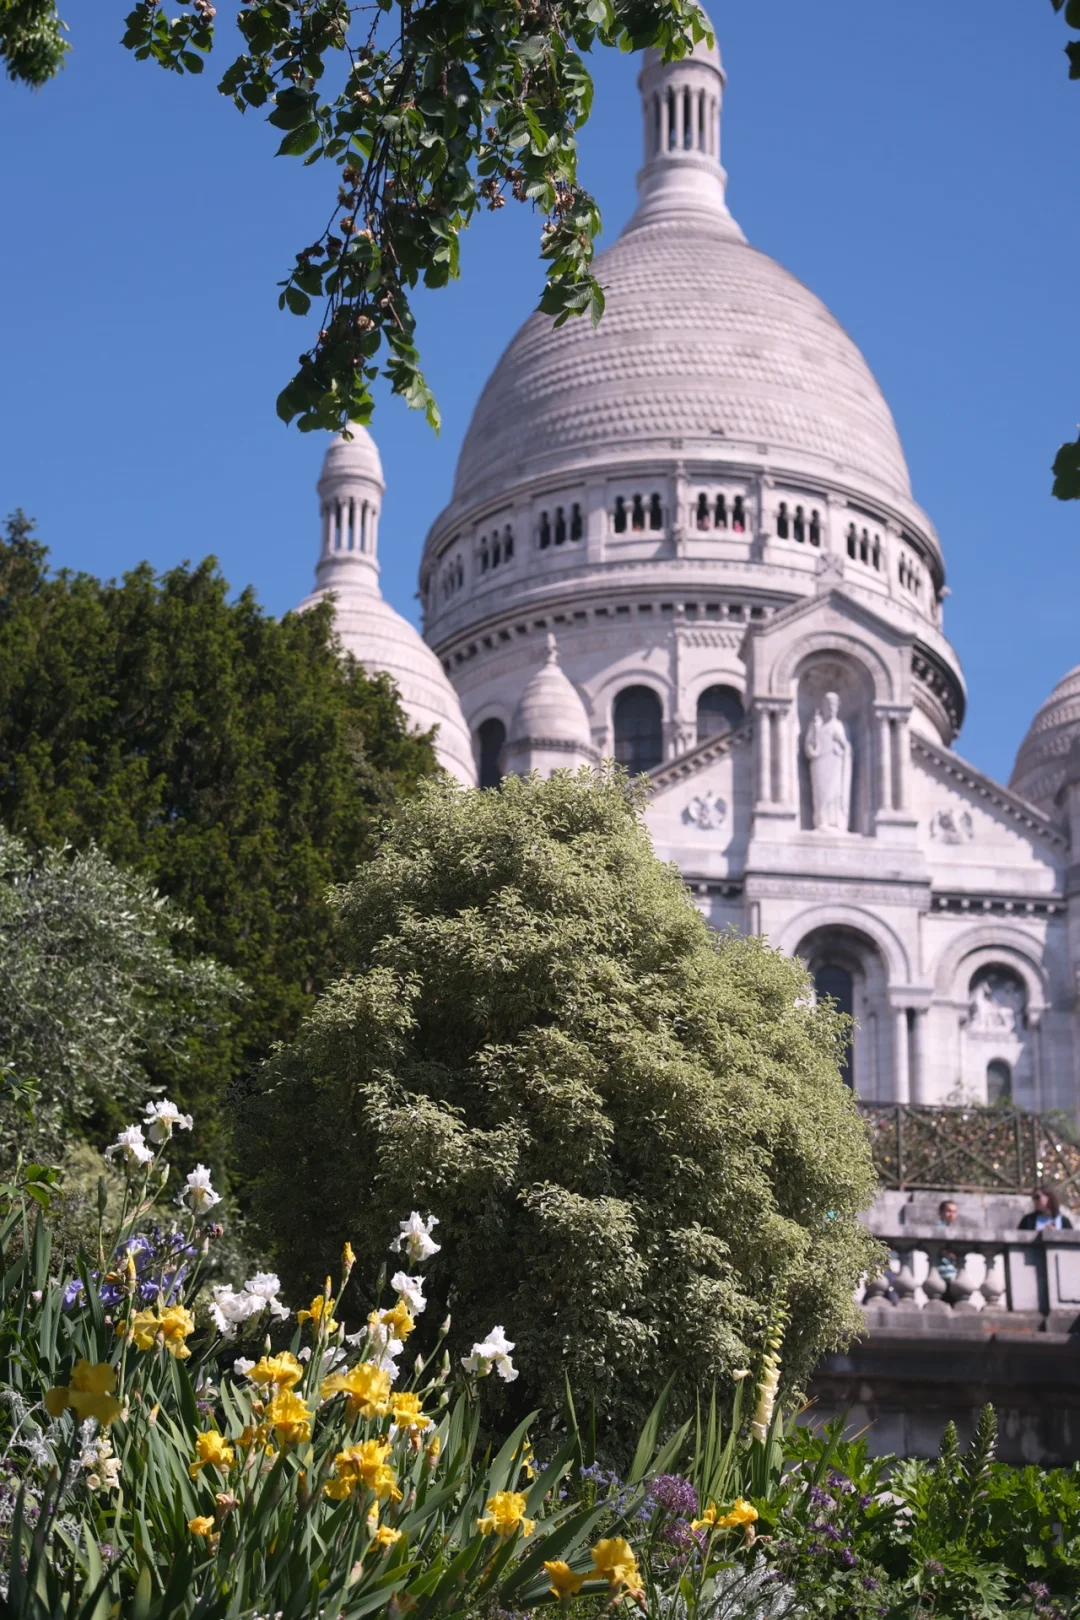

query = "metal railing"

[
  {"left": 861, "top": 1228, "right": 1080, "bottom": 1325},
  {"left": 857, "top": 1103, "right": 1080, "bottom": 1196}
]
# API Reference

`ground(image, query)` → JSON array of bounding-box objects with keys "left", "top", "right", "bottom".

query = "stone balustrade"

[{"left": 859, "top": 1227, "right": 1080, "bottom": 1334}]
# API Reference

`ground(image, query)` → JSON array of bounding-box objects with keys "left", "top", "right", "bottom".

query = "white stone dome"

[
  {"left": 322, "top": 425, "right": 384, "bottom": 485},
  {"left": 452, "top": 222, "right": 912, "bottom": 509},
  {"left": 300, "top": 431, "right": 477, "bottom": 786},
  {"left": 508, "top": 634, "right": 594, "bottom": 750},
  {"left": 301, "top": 583, "right": 477, "bottom": 784},
  {"left": 1010, "top": 664, "right": 1080, "bottom": 816}
]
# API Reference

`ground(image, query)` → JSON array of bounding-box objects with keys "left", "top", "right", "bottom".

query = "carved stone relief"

[
  {"left": 930, "top": 807, "right": 974, "bottom": 844},
  {"left": 683, "top": 791, "right": 727, "bottom": 831},
  {"left": 968, "top": 971, "right": 1026, "bottom": 1038}
]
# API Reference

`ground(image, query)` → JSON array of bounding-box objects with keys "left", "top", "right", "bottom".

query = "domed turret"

[
  {"left": 299, "top": 431, "right": 477, "bottom": 786},
  {"left": 1010, "top": 664, "right": 1080, "bottom": 819},
  {"left": 503, "top": 634, "right": 597, "bottom": 777}
]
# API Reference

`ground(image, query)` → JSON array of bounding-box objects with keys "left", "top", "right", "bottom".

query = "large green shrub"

[{"left": 243, "top": 770, "right": 880, "bottom": 1437}]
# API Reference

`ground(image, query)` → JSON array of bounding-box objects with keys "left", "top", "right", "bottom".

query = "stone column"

[
  {"left": 909, "top": 1008, "right": 927, "bottom": 1104},
  {"left": 893, "top": 1007, "right": 910, "bottom": 1104},
  {"left": 893, "top": 716, "right": 911, "bottom": 811},
  {"left": 876, "top": 711, "right": 893, "bottom": 813},
  {"left": 756, "top": 703, "right": 772, "bottom": 805},
  {"left": 774, "top": 704, "right": 791, "bottom": 806}
]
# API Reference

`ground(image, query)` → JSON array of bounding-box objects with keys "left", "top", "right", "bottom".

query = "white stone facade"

[{"left": 303, "top": 19, "right": 1080, "bottom": 1117}]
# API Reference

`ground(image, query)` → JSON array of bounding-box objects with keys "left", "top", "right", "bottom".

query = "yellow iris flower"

[
  {"left": 189, "top": 1430, "right": 236, "bottom": 1479},
  {"left": 544, "top": 1561, "right": 586, "bottom": 1599},
  {"left": 44, "top": 1360, "right": 122, "bottom": 1427},
  {"left": 477, "top": 1490, "right": 536, "bottom": 1539}
]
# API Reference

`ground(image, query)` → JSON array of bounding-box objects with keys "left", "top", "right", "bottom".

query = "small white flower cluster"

[
  {"left": 462, "top": 1324, "right": 518, "bottom": 1383},
  {"left": 390, "top": 1211, "right": 440, "bottom": 1264},
  {"left": 104, "top": 1100, "right": 194, "bottom": 1169},
  {"left": 209, "top": 1272, "right": 290, "bottom": 1339},
  {"left": 103, "top": 1103, "right": 220, "bottom": 1218},
  {"left": 82, "top": 1432, "right": 121, "bottom": 1493}
]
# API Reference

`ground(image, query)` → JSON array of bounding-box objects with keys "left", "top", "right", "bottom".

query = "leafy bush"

[
  {"left": 242, "top": 769, "right": 880, "bottom": 1439},
  {"left": 0, "top": 825, "right": 235, "bottom": 1169}
]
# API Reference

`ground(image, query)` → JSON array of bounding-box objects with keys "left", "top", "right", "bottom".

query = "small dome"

[
  {"left": 1010, "top": 664, "right": 1080, "bottom": 816},
  {"left": 509, "top": 634, "right": 594, "bottom": 749},
  {"left": 321, "top": 426, "right": 384, "bottom": 488},
  {"left": 299, "top": 584, "right": 476, "bottom": 785}
]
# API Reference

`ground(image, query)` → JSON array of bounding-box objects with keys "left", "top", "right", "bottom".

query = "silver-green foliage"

[
  {"left": 0, "top": 828, "right": 236, "bottom": 1165},
  {"left": 244, "top": 770, "right": 880, "bottom": 1435}
]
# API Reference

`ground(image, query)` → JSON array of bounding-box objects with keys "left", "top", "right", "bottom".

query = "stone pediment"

[{"left": 912, "top": 733, "right": 1066, "bottom": 854}]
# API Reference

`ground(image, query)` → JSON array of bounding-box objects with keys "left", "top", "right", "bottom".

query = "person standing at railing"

[
  {"left": 935, "top": 1198, "right": 960, "bottom": 1285},
  {"left": 1018, "top": 1186, "right": 1074, "bottom": 1230}
]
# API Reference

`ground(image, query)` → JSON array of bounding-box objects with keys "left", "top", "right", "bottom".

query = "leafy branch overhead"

[{"left": 110, "top": 0, "right": 709, "bottom": 436}]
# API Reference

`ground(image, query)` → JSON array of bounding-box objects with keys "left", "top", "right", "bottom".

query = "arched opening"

[
  {"left": 813, "top": 964, "right": 855, "bottom": 1088},
  {"left": 987, "top": 1059, "right": 1012, "bottom": 1105},
  {"left": 963, "top": 964, "right": 1031, "bottom": 1105},
  {"left": 793, "top": 505, "right": 806, "bottom": 543},
  {"left": 797, "top": 925, "right": 890, "bottom": 1097},
  {"left": 477, "top": 718, "right": 506, "bottom": 789},
  {"left": 613, "top": 686, "right": 663, "bottom": 775},
  {"left": 696, "top": 685, "right": 745, "bottom": 745},
  {"left": 776, "top": 501, "right": 789, "bottom": 539},
  {"left": 732, "top": 495, "right": 746, "bottom": 532}
]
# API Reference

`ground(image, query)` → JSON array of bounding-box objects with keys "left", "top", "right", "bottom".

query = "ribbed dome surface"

[
  {"left": 1009, "top": 664, "right": 1080, "bottom": 816},
  {"left": 452, "top": 218, "right": 912, "bottom": 506}
]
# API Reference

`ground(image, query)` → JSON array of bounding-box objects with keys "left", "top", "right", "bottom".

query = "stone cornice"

[{"left": 647, "top": 718, "right": 753, "bottom": 791}]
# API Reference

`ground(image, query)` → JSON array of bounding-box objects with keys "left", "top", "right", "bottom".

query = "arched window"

[
  {"left": 696, "top": 493, "right": 710, "bottom": 529},
  {"left": 477, "top": 718, "right": 506, "bottom": 790},
  {"left": 793, "top": 505, "right": 806, "bottom": 543},
  {"left": 649, "top": 492, "right": 663, "bottom": 530},
  {"left": 847, "top": 522, "right": 857, "bottom": 558},
  {"left": 732, "top": 495, "right": 746, "bottom": 532},
  {"left": 613, "top": 496, "right": 627, "bottom": 534},
  {"left": 613, "top": 686, "right": 664, "bottom": 775},
  {"left": 987, "top": 1059, "right": 1012, "bottom": 1105},
  {"left": 714, "top": 493, "right": 728, "bottom": 529},
  {"left": 570, "top": 503, "right": 583, "bottom": 541},
  {"left": 491, "top": 539, "right": 501, "bottom": 567},
  {"left": 504, "top": 528, "right": 514, "bottom": 560},
  {"left": 539, "top": 511, "right": 551, "bottom": 548},
  {"left": 555, "top": 506, "right": 567, "bottom": 545},
  {"left": 631, "top": 494, "right": 646, "bottom": 531},
  {"left": 479, "top": 544, "right": 489, "bottom": 573},
  {"left": 776, "top": 501, "right": 789, "bottom": 539},
  {"left": 814, "top": 964, "right": 855, "bottom": 1087},
  {"left": 809, "top": 509, "right": 821, "bottom": 546},
  {"left": 696, "top": 685, "right": 745, "bottom": 744}
]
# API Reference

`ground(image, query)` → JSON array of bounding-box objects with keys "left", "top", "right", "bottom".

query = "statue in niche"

[
  {"left": 969, "top": 973, "right": 1025, "bottom": 1036},
  {"left": 804, "top": 690, "right": 853, "bottom": 831}
]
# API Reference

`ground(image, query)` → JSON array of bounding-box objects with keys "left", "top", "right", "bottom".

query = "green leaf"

[
  {"left": 284, "top": 286, "right": 312, "bottom": 315},
  {"left": 277, "top": 121, "right": 320, "bottom": 157}
]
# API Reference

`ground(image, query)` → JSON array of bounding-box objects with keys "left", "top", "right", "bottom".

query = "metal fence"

[{"left": 857, "top": 1103, "right": 1080, "bottom": 1196}]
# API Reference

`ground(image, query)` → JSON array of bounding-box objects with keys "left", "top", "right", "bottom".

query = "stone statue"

[
  {"left": 804, "top": 691, "right": 852, "bottom": 831},
  {"left": 969, "top": 974, "right": 1024, "bottom": 1036}
]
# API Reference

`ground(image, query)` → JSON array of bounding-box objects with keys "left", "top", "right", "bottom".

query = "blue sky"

[{"left": 1, "top": 1, "right": 1077, "bottom": 785}]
